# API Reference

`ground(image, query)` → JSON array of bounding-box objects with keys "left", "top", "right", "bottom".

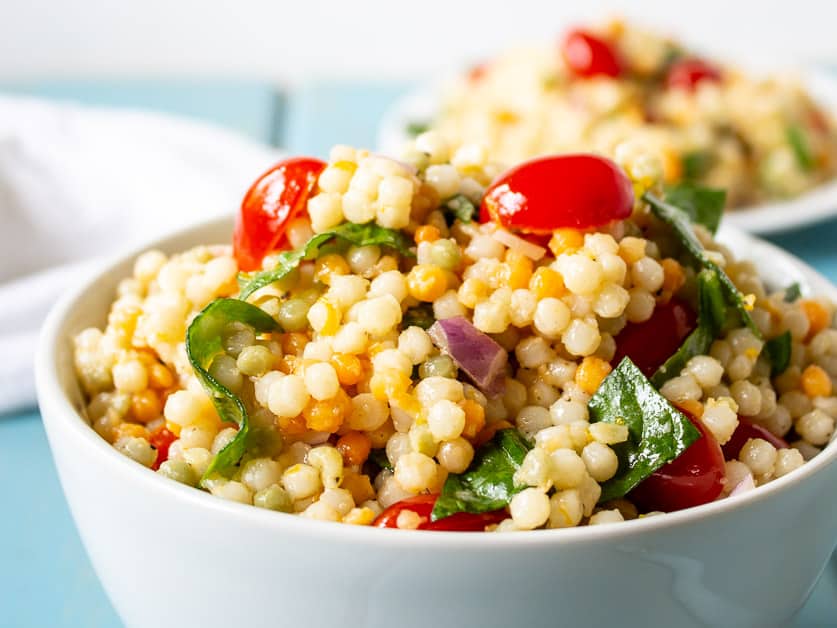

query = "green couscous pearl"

[
  {"left": 158, "top": 459, "right": 198, "bottom": 486},
  {"left": 277, "top": 298, "right": 311, "bottom": 332},
  {"left": 254, "top": 484, "right": 293, "bottom": 512},
  {"left": 222, "top": 321, "right": 256, "bottom": 357},
  {"left": 209, "top": 354, "right": 243, "bottom": 393},
  {"left": 247, "top": 427, "right": 285, "bottom": 458},
  {"left": 428, "top": 239, "right": 461, "bottom": 271},
  {"left": 236, "top": 345, "right": 275, "bottom": 377},
  {"left": 419, "top": 355, "right": 458, "bottom": 379}
]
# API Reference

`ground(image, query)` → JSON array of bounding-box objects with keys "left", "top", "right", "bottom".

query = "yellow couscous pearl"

[
  {"left": 148, "top": 363, "right": 175, "bottom": 390},
  {"left": 331, "top": 353, "right": 364, "bottom": 386},
  {"left": 307, "top": 299, "right": 341, "bottom": 335},
  {"left": 801, "top": 364, "right": 833, "bottom": 398},
  {"left": 503, "top": 250, "right": 534, "bottom": 290},
  {"left": 414, "top": 225, "right": 441, "bottom": 244},
  {"left": 341, "top": 469, "right": 376, "bottom": 504},
  {"left": 460, "top": 399, "right": 487, "bottom": 440},
  {"left": 661, "top": 258, "right": 686, "bottom": 294},
  {"left": 529, "top": 267, "right": 565, "bottom": 299},
  {"left": 131, "top": 389, "right": 162, "bottom": 424},
  {"left": 407, "top": 265, "right": 448, "bottom": 302},
  {"left": 370, "top": 368, "right": 412, "bottom": 401},
  {"left": 800, "top": 300, "right": 830, "bottom": 340},
  {"left": 336, "top": 431, "right": 373, "bottom": 466},
  {"left": 302, "top": 389, "right": 352, "bottom": 432},
  {"left": 314, "top": 254, "right": 350, "bottom": 286},
  {"left": 115, "top": 422, "right": 149, "bottom": 441},
  {"left": 548, "top": 229, "right": 585, "bottom": 256},
  {"left": 574, "top": 357, "right": 613, "bottom": 395}
]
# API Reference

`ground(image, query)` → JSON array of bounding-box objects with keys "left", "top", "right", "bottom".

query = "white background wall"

[{"left": 0, "top": 0, "right": 836, "bottom": 82}]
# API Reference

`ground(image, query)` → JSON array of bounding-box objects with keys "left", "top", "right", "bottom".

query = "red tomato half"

[
  {"left": 629, "top": 413, "right": 725, "bottom": 512},
  {"left": 722, "top": 417, "right": 788, "bottom": 460},
  {"left": 612, "top": 299, "right": 697, "bottom": 376},
  {"left": 561, "top": 29, "right": 622, "bottom": 78},
  {"left": 373, "top": 494, "right": 507, "bottom": 531},
  {"left": 149, "top": 426, "right": 178, "bottom": 471},
  {"left": 480, "top": 154, "right": 634, "bottom": 233},
  {"left": 666, "top": 58, "right": 722, "bottom": 91},
  {"left": 233, "top": 157, "right": 326, "bottom": 271}
]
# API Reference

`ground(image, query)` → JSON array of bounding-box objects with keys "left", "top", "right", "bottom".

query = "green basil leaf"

[
  {"left": 651, "top": 269, "right": 726, "bottom": 387},
  {"left": 765, "top": 331, "right": 792, "bottom": 376},
  {"left": 406, "top": 121, "right": 430, "bottom": 137},
  {"left": 681, "top": 151, "right": 715, "bottom": 181},
  {"left": 443, "top": 194, "right": 477, "bottom": 224},
  {"left": 239, "top": 222, "right": 414, "bottom": 300},
  {"left": 643, "top": 192, "right": 761, "bottom": 338},
  {"left": 186, "top": 298, "right": 280, "bottom": 482},
  {"left": 402, "top": 304, "right": 435, "bottom": 330},
  {"left": 784, "top": 282, "right": 802, "bottom": 303},
  {"left": 663, "top": 183, "right": 726, "bottom": 235},
  {"left": 431, "top": 429, "right": 530, "bottom": 521},
  {"left": 787, "top": 125, "right": 814, "bottom": 171},
  {"left": 368, "top": 448, "right": 393, "bottom": 471},
  {"left": 590, "top": 357, "right": 702, "bottom": 502}
]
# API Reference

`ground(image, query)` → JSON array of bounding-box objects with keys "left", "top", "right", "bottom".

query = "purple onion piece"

[{"left": 428, "top": 317, "right": 508, "bottom": 397}]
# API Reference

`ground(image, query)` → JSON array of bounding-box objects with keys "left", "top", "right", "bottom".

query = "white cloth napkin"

[{"left": 0, "top": 95, "right": 282, "bottom": 413}]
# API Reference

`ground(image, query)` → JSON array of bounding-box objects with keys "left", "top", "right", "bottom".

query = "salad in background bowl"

[{"left": 378, "top": 19, "right": 837, "bottom": 233}]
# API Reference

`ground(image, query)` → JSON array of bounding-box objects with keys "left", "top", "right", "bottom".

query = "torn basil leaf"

[
  {"left": 406, "top": 121, "right": 430, "bottom": 137},
  {"left": 651, "top": 269, "right": 726, "bottom": 387},
  {"left": 787, "top": 125, "right": 814, "bottom": 171},
  {"left": 643, "top": 192, "right": 761, "bottom": 338},
  {"left": 239, "top": 222, "right": 414, "bottom": 300},
  {"left": 765, "top": 331, "right": 792, "bottom": 376},
  {"left": 681, "top": 151, "right": 714, "bottom": 181},
  {"left": 186, "top": 298, "right": 280, "bottom": 482},
  {"left": 431, "top": 429, "right": 530, "bottom": 521},
  {"left": 368, "top": 448, "right": 393, "bottom": 471},
  {"left": 402, "top": 304, "right": 435, "bottom": 330},
  {"left": 784, "top": 282, "right": 802, "bottom": 303},
  {"left": 663, "top": 183, "right": 726, "bottom": 235},
  {"left": 443, "top": 194, "right": 477, "bottom": 224},
  {"left": 590, "top": 357, "right": 702, "bottom": 502}
]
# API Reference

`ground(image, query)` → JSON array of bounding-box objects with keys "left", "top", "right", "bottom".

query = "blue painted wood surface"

[{"left": 0, "top": 79, "right": 834, "bottom": 627}]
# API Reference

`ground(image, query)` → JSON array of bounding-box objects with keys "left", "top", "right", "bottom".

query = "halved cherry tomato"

[
  {"left": 666, "top": 58, "right": 722, "bottom": 91},
  {"left": 480, "top": 154, "right": 634, "bottom": 233},
  {"left": 629, "top": 412, "right": 725, "bottom": 512},
  {"left": 149, "top": 426, "right": 178, "bottom": 471},
  {"left": 722, "top": 417, "right": 788, "bottom": 460},
  {"left": 561, "top": 29, "right": 622, "bottom": 79},
  {"left": 467, "top": 62, "right": 489, "bottom": 83},
  {"left": 233, "top": 157, "right": 326, "bottom": 271},
  {"left": 373, "top": 494, "right": 507, "bottom": 531},
  {"left": 612, "top": 299, "right": 697, "bottom": 376}
]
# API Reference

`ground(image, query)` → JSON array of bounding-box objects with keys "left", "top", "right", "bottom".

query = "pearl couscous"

[
  {"left": 423, "top": 19, "right": 837, "bottom": 208},
  {"left": 73, "top": 139, "right": 836, "bottom": 532}
]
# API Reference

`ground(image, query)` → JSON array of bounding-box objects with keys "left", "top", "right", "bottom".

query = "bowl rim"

[{"left": 36, "top": 215, "right": 837, "bottom": 549}]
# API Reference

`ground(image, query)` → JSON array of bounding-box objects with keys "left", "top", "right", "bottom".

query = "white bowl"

[
  {"left": 377, "top": 69, "right": 837, "bottom": 235},
  {"left": 36, "top": 217, "right": 837, "bottom": 628}
]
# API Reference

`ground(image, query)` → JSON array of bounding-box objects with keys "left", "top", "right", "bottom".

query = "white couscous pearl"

[
  {"left": 304, "top": 362, "right": 340, "bottom": 401},
  {"left": 588, "top": 509, "right": 625, "bottom": 525},
  {"left": 562, "top": 319, "right": 601, "bottom": 356},
  {"left": 282, "top": 463, "right": 322, "bottom": 500},
  {"left": 739, "top": 438, "right": 778, "bottom": 476},
  {"left": 268, "top": 374, "right": 310, "bottom": 418},
  {"left": 549, "top": 449, "right": 587, "bottom": 489},
  {"left": 398, "top": 327, "right": 434, "bottom": 364},
  {"left": 394, "top": 452, "right": 437, "bottom": 493},
  {"left": 427, "top": 399, "right": 466, "bottom": 441},
  {"left": 510, "top": 488, "right": 551, "bottom": 530},
  {"left": 581, "top": 442, "right": 619, "bottom": 482},
  {"left": 533, "top": 298, "right": 571, "bottom": 338},
  {"left": 556, "top": 254, "right": 603, "bottom": 296}
]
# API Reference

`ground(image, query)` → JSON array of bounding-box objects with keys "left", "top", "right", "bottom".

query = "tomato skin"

[
  {"left": 722, "top": 417, "right": 788, "bottom": 460},
  {"left": 612, "top": 299, "right": 697, "bottom": 376},
  {"left": 233, "top": 157, "right": 326, "bottom": 271},
  {"left": 666, "top": 58, "right": 722, "bottom": 91},
  {"left": 561, "top": 29, "right": 622, "bottom": 78},
  {"left": 480, "top": 154, "right": 634, "bottom": 233},
  {"left": 630, "top": 413, "right": 725, "bottom": 512},
  {"left": 373, "top": 494, "right": 507, "bottom": 531},
  {"left": 149, "top": 426, "right": 178, "bottom": 471}
]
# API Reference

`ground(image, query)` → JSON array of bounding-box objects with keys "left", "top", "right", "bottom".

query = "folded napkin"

[{"left": 0, "top": 95, "right": 282, "bottom": 414}]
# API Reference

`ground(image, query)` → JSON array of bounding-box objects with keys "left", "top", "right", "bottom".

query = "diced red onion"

[
  {"left": 729, "top": 473, "right": 756, "bottom": 497},
  {"left": 428, "top": 317, "right": 507, "bottom": 396}
]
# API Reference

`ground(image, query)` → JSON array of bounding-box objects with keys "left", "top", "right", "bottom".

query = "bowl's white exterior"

[{"left": 36, "top": 218, "right": 837, "bottom": 628}]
